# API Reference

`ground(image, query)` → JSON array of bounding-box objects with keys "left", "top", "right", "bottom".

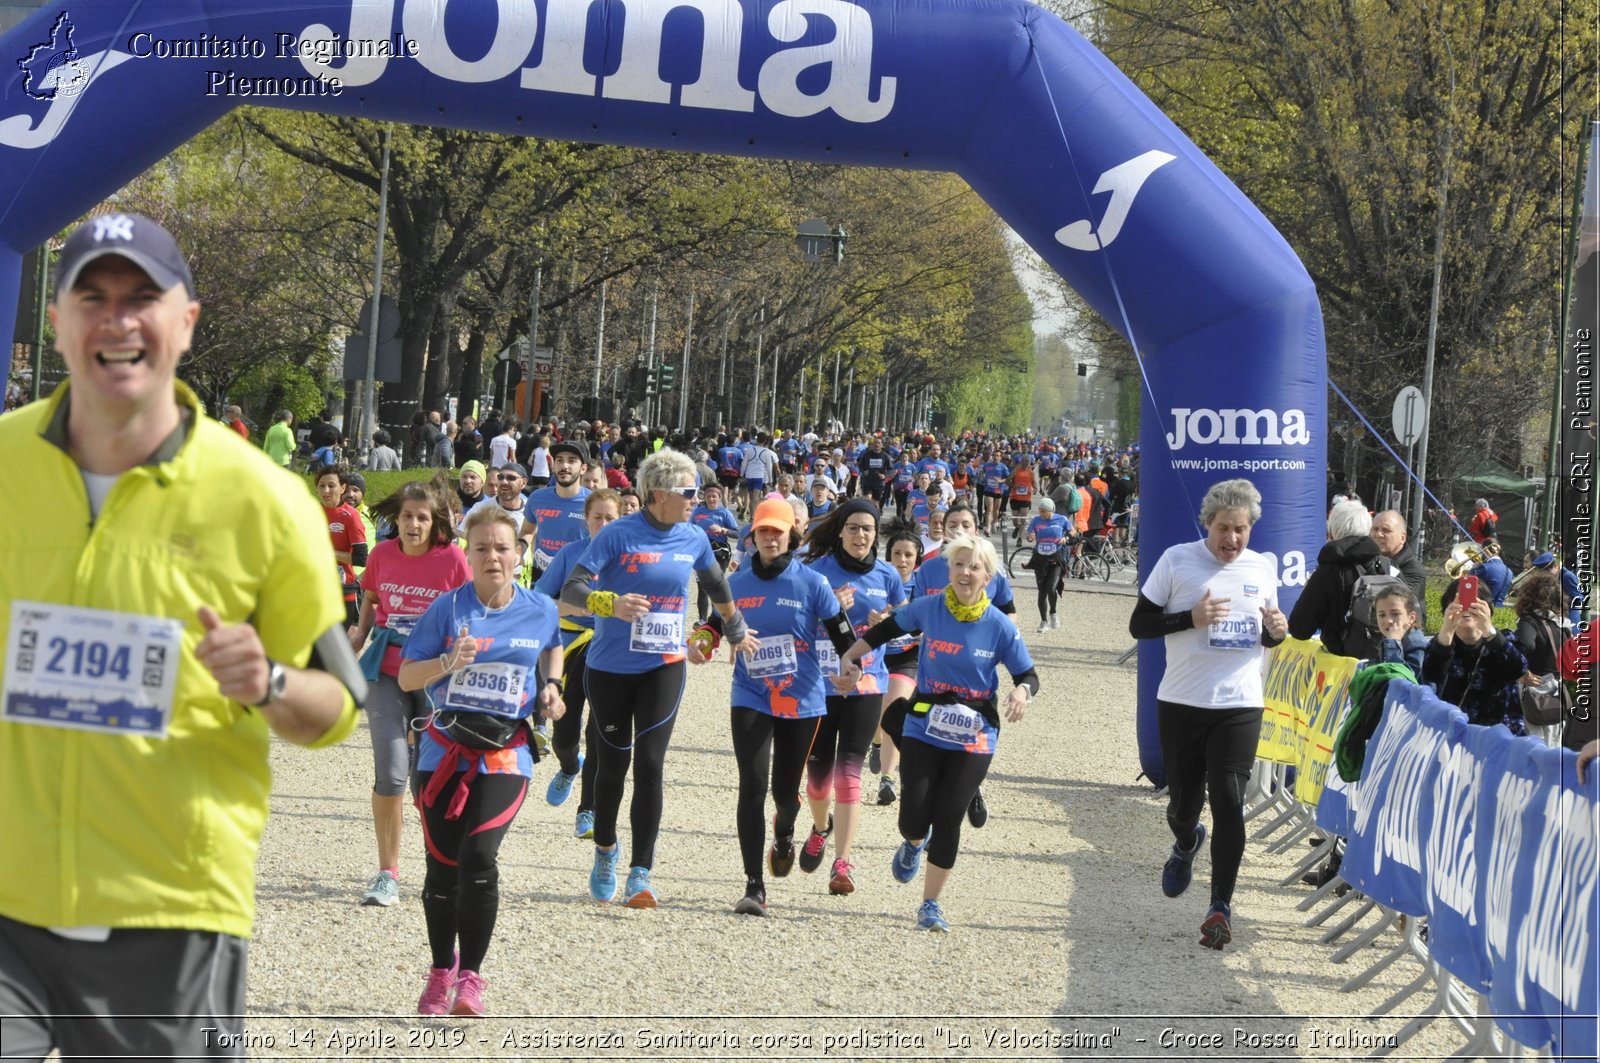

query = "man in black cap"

[
  {"left": 0, "top": 213, "right": 364, "bottom": 1058},
  {"left": 521, "top": 439, "right": 592, "bottom": 581}
]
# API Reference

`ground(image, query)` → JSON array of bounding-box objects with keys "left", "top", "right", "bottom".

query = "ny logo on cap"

[{"left": 92, "top": 215, "right": 135, "bottom": 242}]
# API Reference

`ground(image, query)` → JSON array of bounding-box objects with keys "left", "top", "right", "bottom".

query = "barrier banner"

[
  {"left": 1344, "top": 681, "right": 1436, "bottom": 915},
  {"left": 1484, "top": 737, "right": 1599, "bottom": 1056},
  {"left": 1422, "top": 705, "right": 1499, "bottom": 994},
  {"left": 1258, "top": 637, "right": 1356, "bottom": 806},
  {"left": 1344, "top": 680, "right": 1599, "bottom": 1055}
]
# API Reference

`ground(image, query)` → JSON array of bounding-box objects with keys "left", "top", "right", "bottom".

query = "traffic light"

[
  {"left": 659, "top": 362, "right": 676, "bottom": 392},
  {"left": 833, "top": 226, "right": 847, "bottom": 263},
  {"left": 645, "top": 366, "right": 658, "bottom": 396}
]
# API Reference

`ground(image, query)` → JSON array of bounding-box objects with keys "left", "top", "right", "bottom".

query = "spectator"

[
  {"left": 1477, "top": 540, "right": 1513, "bottom": 609},
  {"left": 263, "top": 409, "right": 296, "bottom": 468},
  {"left": 1468, "top": 498, "right": 1498, "bottom": 544},
  {"left": 367, "top": 429, "right": 402, "bottom": 472},
  {"left": 489, "top": 419, "right": 517, "bottom": 468},
  {"left": 421, "top": 410, "right": 443, "bottom": 465},
  {"left": 225, "top": 404, "right": 249, "bottom": 440},
  {"left": 433, "top": 421, "right": 456, "bottom": 469},
  {"left": 1287, "top": 500, "right": 1388, "bottom": 657},
  {"left": 456, "top": 415, "right": 483, "bottom": 467},
  {"left": 1513, "top": 570, "right": 1570, "bottom": 746},
  {"left": 1531, "top": 551, "right": 1584, "bottom": 627},
  {"left": 1369, "top": 510, "right": 1426, "bottom": 609},
  {"left": 1424, "top": 581, "right": 1527, "bottom": 734}
]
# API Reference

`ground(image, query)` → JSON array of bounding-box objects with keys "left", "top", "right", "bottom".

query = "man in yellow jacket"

[{"left": 0, "top": 213, "right": 365, "bottom": 1058}]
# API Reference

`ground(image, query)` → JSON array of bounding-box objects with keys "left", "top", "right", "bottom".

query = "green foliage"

[
  {"left": 1080, "top": 0, "right": 1591, "bottom": 484},
  {"left": 352, "top": 468, "right": 439, "bottom": 509}
]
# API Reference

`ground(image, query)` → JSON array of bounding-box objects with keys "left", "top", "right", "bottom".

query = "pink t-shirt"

[{"left": 363, "top": 539, "right": 470, "bottom": 675}]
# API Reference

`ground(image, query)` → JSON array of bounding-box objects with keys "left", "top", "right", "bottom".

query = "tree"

[{"left": 1060, "top": 0, "right": 1591, "bottom": 494}]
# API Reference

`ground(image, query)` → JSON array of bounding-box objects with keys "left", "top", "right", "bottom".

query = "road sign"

[
  {"left": 795, "top": 219, "right": 832, "bottom": 262},
  {"left": 492, "top": 359, "right": 522, "bottom": 388},
  {"left": 531, "top": 344, "right": 554, "bottom": 380},
  {"left": 1391, "top": 385, "right": 1425, "bottom": 446}
]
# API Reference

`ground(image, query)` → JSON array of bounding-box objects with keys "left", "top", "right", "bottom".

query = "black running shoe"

[
  {"left": 966, "top": 788, "right": 989, "bottom": 829},
  {"left": 798, "top": 814, "right": 833, "bottom": 874}
]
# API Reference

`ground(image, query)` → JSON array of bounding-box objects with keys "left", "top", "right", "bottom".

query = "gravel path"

[{"left": 243, "top": 575, "right": 1456, "bottom": 1060}]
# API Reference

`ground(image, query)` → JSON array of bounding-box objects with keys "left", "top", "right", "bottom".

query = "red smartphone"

[{"left": 1457, "top": 575, "right": 1480, "bottom": 611}]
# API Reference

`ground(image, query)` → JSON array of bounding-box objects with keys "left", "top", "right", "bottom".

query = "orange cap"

[{"left": 751, "top": 498, "right": 796, "bottom": 533}]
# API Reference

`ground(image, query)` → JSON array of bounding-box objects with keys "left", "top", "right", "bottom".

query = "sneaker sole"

[
  {"left": 733, "top": 897, "right": 767, "bottom": 916},
  {"left": 448, "top": 1002, "right": 485, "bottom": 1018},
  {"left": 768, "top": 852, "right": 794, "bottom": 878},
  {"left": 828, "top": 876, "right": 855, "bottom": 896},
  {"left": 361, "top": 893, "right": 397, "bottom": 907},
  {"left": 624, "top": 890, "right": 658, "bottom": 909},
  {"left": 918, "top": 920, "right": 950, "bottom": 933},
  {"left": 1199, "top": 920, "right": 1232, "bottom": 950},
  {"left": 797, "top": 852, "right": 826, "bottom": 874}
]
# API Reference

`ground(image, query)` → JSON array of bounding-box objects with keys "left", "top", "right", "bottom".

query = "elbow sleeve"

[
  {"left": 823, "top": 611, "right": 856, "bottom": 654},
  {"left": 1129, "top": 594, "right": 1192, "bottom": 639},
  {"left": 696, "top": 564, "right": 733, "bottom": 605},
  {"left": 560, "top": 565, "right": 598, "bottom": 611}
]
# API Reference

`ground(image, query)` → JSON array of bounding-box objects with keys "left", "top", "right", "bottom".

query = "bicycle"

[{"left": 1006, "top": 542, "right": 1034, "bottom": 580}]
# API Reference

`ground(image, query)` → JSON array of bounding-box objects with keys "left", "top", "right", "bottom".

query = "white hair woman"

[
  {"left": 559, "top": 450, "right": 749, "bottom": 907},
  {"left": 1287, "top": 498, "right": 1389, "bottom": 656},
  {"left": 1128, "top": 478, "right": 1288, "bottom": 950}
]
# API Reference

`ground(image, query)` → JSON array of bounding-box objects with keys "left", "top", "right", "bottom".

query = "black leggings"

[
  {"left": 897, "top": 737, "right": 992, "bottom": 869},
  {"left": 585, "top": 662, "right": 686, "bottom": 869},
  {"left": 414, "top": 771, "right": 527, "bottom": 973},
  {"left": 730, "top": 707, "right": 822, "bottom": 880},
  {"left": 1035, "top": 555, "right": 1064, "bottom": 621},
  {"left": 1157, "top": 699, "right": 1263, "bottom": 906},
  {"left": 551, "top": 639, "right": 598, "bottom": 813},
  {"left": 806, "top": 693, "right": 882, "bottom": 806}
]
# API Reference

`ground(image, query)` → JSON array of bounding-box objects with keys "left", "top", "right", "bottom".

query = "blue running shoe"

[
  {"left": 1199, "top": 900, "right": 1232, "bottom": 950},
  {"left": 915, "top": 899, "right": 950, "bottom": 932},
  {"left": 574, "top": 809, "right": 595, "bottom": 839},
  {"left": 892, "top": 835, "right": 928, "bottom": 884},
  {"left": 1162, "top": 823, "right": 1206, "bottom": 899},
  {"left": 546, "top": 753, "right": 583, "bottom": 807},
  {"left": 623, "top": 865, "right": 657, "bottom": 909},
  {"left": 589, "top": 846, "right": 619, "bottom": 903}
]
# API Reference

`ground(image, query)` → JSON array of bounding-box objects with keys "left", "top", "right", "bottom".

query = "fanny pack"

[
  {"left": 910, "top": 689, "right": 1001, "bottom": 729},
  {"left": 432, "top": 711, "right": 535, "bottom": 752}
]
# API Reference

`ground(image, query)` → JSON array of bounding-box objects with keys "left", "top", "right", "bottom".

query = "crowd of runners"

[
  {"left": 318, "top": 417, "right": 1138, "bottom": 1015},
  {"left": 12, "top": 211, "right": 1593, "bottom": 1062}
]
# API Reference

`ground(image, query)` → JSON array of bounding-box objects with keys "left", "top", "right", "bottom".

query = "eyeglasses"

[
  {"left": 496, "top": 474, "right": 521, "bottom": 482},
  {"left": 843, "top": 523, "right": 876, "bottom": 535}
]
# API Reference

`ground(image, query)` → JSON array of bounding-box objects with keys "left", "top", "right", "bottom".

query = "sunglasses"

[
  {"left": 496, "top": 474, "right": 522, "bottom": 482},
  {"left": 670, "top": 486, "right": 699, "bottom": 499}
]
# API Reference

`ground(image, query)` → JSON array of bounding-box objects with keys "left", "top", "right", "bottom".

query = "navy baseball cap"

[{"left": 55, "top": 213, "right": 195, "bottom": 299}]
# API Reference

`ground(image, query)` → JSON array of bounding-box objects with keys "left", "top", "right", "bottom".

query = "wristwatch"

[
  {"left": 253, "top": 658, "right": 288, "bottom": 707},
  {"left": 544, "top": 678, "right": 563, "bottom": 694}
]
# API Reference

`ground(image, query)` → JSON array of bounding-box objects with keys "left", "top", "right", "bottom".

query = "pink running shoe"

[
  {"left": 450, "top": 970, "right": 487, "bottom": 1017},
  {"left": 417, "top": 954, "right": 458, "bottom": 1016}
]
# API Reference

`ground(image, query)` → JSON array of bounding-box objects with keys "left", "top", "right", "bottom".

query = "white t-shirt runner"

[{"left": 1140, "top": 539, "right": 1279, "bottom": 708}]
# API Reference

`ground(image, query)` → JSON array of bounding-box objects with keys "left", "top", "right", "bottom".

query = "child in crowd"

[{"left": 1374, "top": 587, "right": 1428, "bottom": 681}]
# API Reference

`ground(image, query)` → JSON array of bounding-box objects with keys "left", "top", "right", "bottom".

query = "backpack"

[
  {"left": 1343, "top": 556, "right": 1408, "bottom": 662},
  {"left": 1059, "top": 485, "right": 1081, "bottom": 515}
]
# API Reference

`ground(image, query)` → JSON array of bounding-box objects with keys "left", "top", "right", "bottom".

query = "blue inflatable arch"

[{"left": 0, "top": 0, "right": 1325, "bottom": 785}]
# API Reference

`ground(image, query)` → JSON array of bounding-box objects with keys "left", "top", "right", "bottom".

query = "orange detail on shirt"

[
  {"left": 765, "top": 677, "right": 800, "bottom": 717},
  {"left": 1011, "top": 469, "right": 1035, "bottom": 499}
]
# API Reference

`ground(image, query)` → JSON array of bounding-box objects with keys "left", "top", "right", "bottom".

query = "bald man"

[{"left": 1369, "top": 510, "right": 1426, "bottom": 604}]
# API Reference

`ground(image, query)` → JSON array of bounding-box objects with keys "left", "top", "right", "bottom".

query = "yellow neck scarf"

[{"left": 945, "top": 584, "right": 990, "bottom": 622}]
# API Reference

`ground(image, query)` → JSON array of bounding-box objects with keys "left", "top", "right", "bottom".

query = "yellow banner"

[{"left": 1258, "top": 637, "right": 1358, "bottom": 805}]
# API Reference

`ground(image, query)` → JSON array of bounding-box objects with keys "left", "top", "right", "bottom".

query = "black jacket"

[
  {"left": 1288, "top": 534, "right": 1387, "bottom": 657},
  {"left": 1387, "top": 541, "right": 1427, "bottom": 607}
]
